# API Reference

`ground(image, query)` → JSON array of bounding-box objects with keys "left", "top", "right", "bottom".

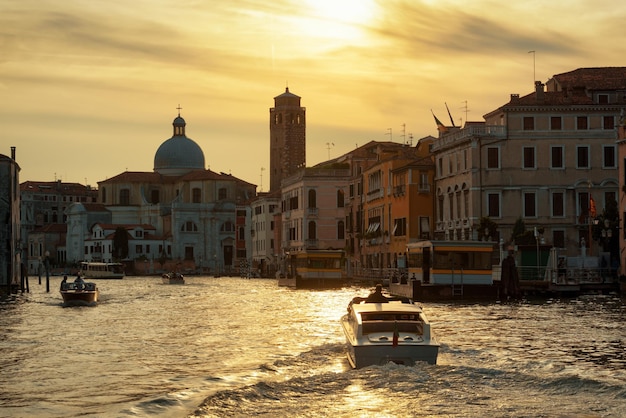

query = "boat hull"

[
  {"left": 347, "top": 341, "right": 439, "bottom": 368},
  {"left": 162, "top": 277, "right": 185, "bottom": 284},
  {"left": 60, "top": 290, "right": 98, "bottom": 307},
  {"left": 341, "top": 315, "right": 438, "bottom": 368}
]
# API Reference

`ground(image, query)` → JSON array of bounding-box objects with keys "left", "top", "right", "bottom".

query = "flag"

[
  {"left": 590, "top": 196, "right": 597, "bottom": 218},
  {"left": 392, "top": 321, "right": 399, "bottom": 347},
  {"left": 445, "top": 102, "right": 456, "bottom": 127},
  {"left": 431, "top": 110, "right": 447, "bottom": 133}
]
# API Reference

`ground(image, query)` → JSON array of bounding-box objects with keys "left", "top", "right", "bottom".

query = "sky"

[{"left": 2, "top": 0, "right": 626, "bottom": 191}]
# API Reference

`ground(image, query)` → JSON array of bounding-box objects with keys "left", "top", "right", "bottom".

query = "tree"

[
  {"left": 477, "top": 217, "right": 498, "bottom": 241},
  {"left": 112, "top": 227, "right": 129, "bottom": 260}
]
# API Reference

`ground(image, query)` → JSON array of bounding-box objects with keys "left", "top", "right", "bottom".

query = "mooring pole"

[{"left": 45, "top": 251, "right": 50, "bottom": 293}]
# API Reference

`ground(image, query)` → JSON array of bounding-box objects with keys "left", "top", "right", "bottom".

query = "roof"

[
  {"left": 550, "top": 67, "right": 626, "bottom": 91},
  {"left": 20, "top": 180, "right": 97, "bottom": 194}
]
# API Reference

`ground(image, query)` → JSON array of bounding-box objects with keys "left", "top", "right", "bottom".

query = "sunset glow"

[{"left": 1, "top": 0, "right": 625, "bottom": 188}]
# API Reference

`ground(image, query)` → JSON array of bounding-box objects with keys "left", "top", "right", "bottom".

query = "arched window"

[
  {"left": 338, "top": 220, "right": 345, "bottom": 240},
  {"left": 308, "top": 189, "right": 316, "bottom": 208},
  {"left": 308, "top": 221, "right": 316, "bottom": 240}
]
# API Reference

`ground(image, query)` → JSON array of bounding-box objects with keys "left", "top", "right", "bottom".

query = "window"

[
  {"left": 550, "top": 116, "right": 562, "bottom": 130},
  {"left": 524, "top": 192, "right": 536, "bottom": 217},
  {"left": 551, "top": 191, "right": 564, "bottom": 217},
  {"left": 308, "top": 221, "right": 316, "bottom": 240},
  {"left": 577, "top": 146, "right": 590, "bottom": 169},
  {"left": 218, "top": 188, "right": 227, "bottom": 200},
  {"left": 221, "top": 221, "right": 235, "bottom": 232},
  {"left": 487, "top": 193, "right": 500, "bottom": 218},
  {"left": 487, "top": 147, "right": 499, "bottom": 169},
  {"left": 192, "top": 188, "right": 201, "bottom": 203},
  {"left": 337, "top": 220, "right": 345, "bottom": 240},
  {"left": 181, "top": 221, "right": 198, "bottom": 232},
  {"left": 577, "top": 116, "right": 588, "bottom": 130},
  {"left": 151, "top": 189, "right": 160, "bottom": 204},
  {"left": 553, "top": 230, "right": 565, "bottom": 248},
  {"left": 551, "top": 146, "right": 564, "bottom": 169},
  {"left": 337, "top": 189, "right": 345, "bottom": 208},
  {"left": 523, "top": 117, "right": 534, "bottom": 130},
  {"left": 603, "top": 146, "right": 616, "bottom": 168},
  {"left": 523, "top": 147, "right": 536, "bottom": 169},
  {"left": 598, "top": 94, "right": 609, "bottom": 104},
  {"left": 308, "top": 189, "right": 316, "bottom": 208},
  {"left": 393, "top": 218, "right": 407, "bottom": 236},
  {"left": 238, "top": 226, "right": 245, "bottom": 240},
  {"left": 119, "top": 189, "right": 130, "bottom": 205},
  {"left": 604, "top": 116, "right": 615, "bottom": 130}
]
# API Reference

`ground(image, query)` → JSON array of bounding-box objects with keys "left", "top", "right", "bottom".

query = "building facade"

[
  {"left": 0, "top": 147, "right": 21, "bottom": 290},
  {"left": 65, "top": 113, "right": 256, "bottom": 274},
  {"left": 20, "top": 180, "right": 98, "bottom": 273},
  {"left": 433, "top": 68, "right": 624, "bottom": 257}
]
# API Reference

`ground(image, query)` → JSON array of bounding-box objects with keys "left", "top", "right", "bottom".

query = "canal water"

[{"left": 1, "top": 276, "right": 624, "bottom": 417}]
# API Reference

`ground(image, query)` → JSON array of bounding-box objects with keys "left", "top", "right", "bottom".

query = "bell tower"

[{"left": 269, "top": 87, "right": 306, "bottom": 192}]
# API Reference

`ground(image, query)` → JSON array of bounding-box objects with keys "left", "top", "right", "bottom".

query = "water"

[{"left": 1, "top": 276, "right": 624, "bottom": 417}]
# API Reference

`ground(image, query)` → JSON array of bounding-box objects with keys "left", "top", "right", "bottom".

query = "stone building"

[
  {"left": 20, "top": 181, "right": 98, "bottom": 273},
  {"left": 432, "top": 67, "right": 625, "bottom": 257},
  {"left": 66, "top": 112, "right": 256, "bottom": 274},
  {"left": 0, "top": 147, "right": 21, "bottom": 291}
]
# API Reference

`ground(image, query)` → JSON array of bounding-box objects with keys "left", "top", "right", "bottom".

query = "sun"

[
  {"left": 301, "top": 0, "right": 378, "bottom": 42},
  {"left": 305, "top": 0, "right": 377, "bottom": 26}
]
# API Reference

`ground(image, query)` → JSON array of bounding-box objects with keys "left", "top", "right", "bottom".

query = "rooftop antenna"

[
  {"left": 326, "top": 142, "right": 334, "bottom": 160},
  {"left": 528, "top": 50, "right": 536, "bottom": 84},
  {"left": 386, "top": 128, "right": 392, "bottom": 142},
  {"left": 461, "top": 101, "right": 469, "bottom": 123},
  {"left": 400, "top": 123, "right": 406, "bottom": 144}
]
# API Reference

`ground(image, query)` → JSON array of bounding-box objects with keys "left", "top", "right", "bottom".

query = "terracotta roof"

[
  {"left": 32, "top": 223, "right": 67, "bottom": 233},
  {"left": 98, "top": 171, "right": 164, "bottom": 184},
  {"left": 551, "top": 67, "right": 626, "bottom": 91},
  {"left": 81, "top": 203, "right": 109, "bottom": 212},
  {"left": 20, "top": 180, "right": 96, "bottom": 194},
  {"left": 93, "top": 223, "right": 156, "bottom": 231}
]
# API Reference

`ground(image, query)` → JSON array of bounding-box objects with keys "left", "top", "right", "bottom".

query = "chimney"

[
  {"left": 510, "top": 94, "right": 520, "bottom": 103},
  {"left": 535, "top": 81, "right": 544, "bottom": 102},
  {"left": 11, "top": 146, "right": 15, "bottom": 160}
]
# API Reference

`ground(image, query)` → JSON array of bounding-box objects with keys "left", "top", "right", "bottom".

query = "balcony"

[
  {"left": 307, "top": 207, "right": 318, "bottom": 217},
  {"left": 418, "top": 183, "right": 431, "bottom": 193},
  {"left": 393, "top": 185, "right": 405, "bottom": 196}
]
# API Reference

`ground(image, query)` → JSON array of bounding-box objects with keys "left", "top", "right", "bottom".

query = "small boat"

[
  {"left": 60, "top": 280, "right": 99, "bottom": 307},
  {"left": 162, "top": 272, "right": 185, "bottom": 284},
  {"left": 79, "top": 261, "right": 125, "bottom": 279},
  {"left": 340, "top": 294, "right": 439, "bottom": 368}
]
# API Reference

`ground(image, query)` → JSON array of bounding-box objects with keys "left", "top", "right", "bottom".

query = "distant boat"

[
  {"left": 60, "top": 280, "right": 99, "bottom": 307},
  {"left": 79, "top": 262, "right": 125, "bottom": 280},
  {"left": 162, "top": 272, "right": 185, "bottom": 284}
]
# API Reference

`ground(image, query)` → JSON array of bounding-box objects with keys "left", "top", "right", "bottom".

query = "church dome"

[{"left": 154, "top": 114, "right": 205, "bottom": 176}]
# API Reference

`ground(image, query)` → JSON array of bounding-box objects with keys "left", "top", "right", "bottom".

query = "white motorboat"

[{"left": 340, "top": 295, "right": 439, "bottom": 368}]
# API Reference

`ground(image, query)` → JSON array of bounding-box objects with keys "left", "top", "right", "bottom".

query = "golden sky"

[{"left": 2, "top": 0, "right": 625, "bottom": 189}]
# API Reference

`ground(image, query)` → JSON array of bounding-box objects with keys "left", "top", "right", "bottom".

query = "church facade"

[{"left": 65, "top": 113, "right": 256, "bottom": 274}]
